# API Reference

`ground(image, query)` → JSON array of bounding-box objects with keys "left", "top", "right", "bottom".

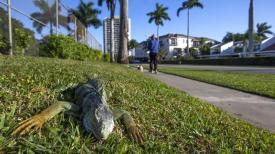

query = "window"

[
  {"left": 160, "top": 40, "right": 164, "bottom": 47},
  {"left": 170, "top": 38, "right": 177, "bottom": 46},
  {"left": 193, "top": 41, "right": 200, "bottom": 47}
]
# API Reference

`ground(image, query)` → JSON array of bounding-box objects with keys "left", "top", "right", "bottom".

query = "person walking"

[{"left": 147, "top": 34, "right": 159, "bottom": 74}]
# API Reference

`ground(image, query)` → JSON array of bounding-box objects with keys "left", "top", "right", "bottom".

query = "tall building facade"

[{"left": 103, "top": 17, "right": 131, "bottom": 56}]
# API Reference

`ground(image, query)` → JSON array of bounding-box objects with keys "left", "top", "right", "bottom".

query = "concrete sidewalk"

[{"left": 145, "top": 71, "right": 275, "bottom": 133}]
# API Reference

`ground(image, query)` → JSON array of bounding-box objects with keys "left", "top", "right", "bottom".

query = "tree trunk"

[
  {"left": 118, "top": 0, "right": 129, "bottom": 64},
  {"left": 186, "top": 9, "right": 190, "bottom": 56},
  {"left": 55, "top": 0, "right": 59, "bottom": 34},
  {"left": 50, "top": 22, "right": 53, "bottom": 35},
  {"left": 7, "top": 0, "right": 13, "bottom": 55},
  {"left": 157, "top": 25, "right": 159, "bottom": 40},
  {"left": 110, "top": 17, "right": 115, "bottom": 62},
  {"left": 48, "top": 0, "right": 53, "bottom": 35},
  {"left": 248, "top": 0, "right": 254, "bottom": 53},
  {"left": 85, "top": 28, "right": 87, "bottom": 44}
]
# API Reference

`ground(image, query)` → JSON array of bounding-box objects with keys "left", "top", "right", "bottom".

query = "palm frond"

[
  {"left": 98, "top": 0, "right": 104, "bottom": 6},
  {"left": 181, "top": 2, "right": 189, "bottom": 9},
  {"left": 71, "top": 0, "right": 102, "bottom": 28},
  {"left": 148, "top": 17, "right": 154, "bottom": 24},
  {"left": 147, "top": 3, "right": 170, "bottom": 27},
  {"left": 31, "top": 0, "right": 69, "bottom": 33},
  {"left": 177, "top": 7, "right": 184, "bottom": 16},
  {"left": 192, "top": 2, "right": 204, "bottom": 9},
  {"left": 33, "top": 0, "right": 49, "bottom": 12},
  {"left": 257, "top": 22, "right": 274, "bottom": 38}
]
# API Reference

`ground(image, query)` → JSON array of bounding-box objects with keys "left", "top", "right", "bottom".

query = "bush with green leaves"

[
  {"left": 234, "top": 47, "right": 243, "bottom": 53},
  {"left": 1, "top": 7, "right": 35, "bottom": 55},
  {"left": 13, "top": 28, "right": 33, "bottom": 55},
  {"left": 39, "top": 35, "right": 102, "bottom": 61},
  {"left": 189, "top": 47, "right": 199, "bottom": 58},
  {"left": 199, "top": 44, "right": 211, "bottom": 55},
  {"left": 161, "top": 57, "right": 275, "bottom": 66},
  {"left": 103, "top": 53, "right": 110, "bottom": 62},
  {"left": 0, "top": 35, "right": 9, "bottom": 54},
  {"left": 158, "top": 48, "right": 167, "bottom": 61}
]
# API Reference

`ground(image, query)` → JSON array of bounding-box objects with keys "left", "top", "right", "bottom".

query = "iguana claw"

[
  {"left": 127, "top": 125, "right": 144, "bottom": 146},
  {"left": 12, "top": 115, "right": 45, "bottom": 136},
  {"left": 0, "top": 147, "right": 4, "bottom": 154}
]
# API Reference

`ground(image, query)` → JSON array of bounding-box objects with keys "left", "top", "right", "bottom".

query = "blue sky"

[{"left": 2, "top": 0, "right": 275, "bottom": 45}]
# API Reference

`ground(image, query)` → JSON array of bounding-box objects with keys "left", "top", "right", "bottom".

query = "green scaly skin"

[{"left": 12, "top": 80, "right": 144, "bottom": 145}]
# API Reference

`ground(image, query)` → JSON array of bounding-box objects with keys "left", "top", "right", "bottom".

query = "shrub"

[
  {"left": 158, "top": 48, "right": 167, "bottom": 61},
  {"left": 189, "top": 47, "right": 199, "bottom": 59},
  {"left": 199, "top": 45, "right": 211, "bottom": 55},
  {"left": 161, "top": 57, "right": 275, "bottom": 66},
  {"left": 39, "top": 35, "right": 75, "bottom": 58},
  {"left": 234, "top": 47, "right": 243, "bottom": 53},
  {"left": 13, "top": 28, "right": 33, "bottom": 55},
  {"left": 0, "top": 35, "right": 9, "bottom": 54},
  {"left": 39, "top": 35, "right": 102, "bottom": 61},
  {"left": 103, "top": 53, "right": 110, "bottom": 62}
]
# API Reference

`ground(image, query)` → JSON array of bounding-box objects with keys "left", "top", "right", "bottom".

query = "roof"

[
  {"left": 159, "top": 33, "right": 189, "bottom": 39},
  {"left": 210, "top": 41, "right": 233, "bottom": 49},
  {"left": 261, "top": 36, "right": 275, "bottom": 51},
  {"left": 159, "top": 33, "right": 219, "bottom": 43}
]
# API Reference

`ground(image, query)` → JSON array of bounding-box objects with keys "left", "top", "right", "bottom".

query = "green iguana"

[{"left": 12, "top": 79, "right": 144, "bottom": 145}]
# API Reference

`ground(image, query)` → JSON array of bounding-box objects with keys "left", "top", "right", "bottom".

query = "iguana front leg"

[
  {"left": 113, "top": 109, "right": 144, "bottom": 145},
  {"left": 0, "top": 147, "right": 3, "bottom": 154},
  {"left": 12, "top": 101, "right": 79, "bottom": 136}
]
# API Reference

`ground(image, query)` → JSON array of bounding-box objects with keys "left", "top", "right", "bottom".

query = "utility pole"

[
  {"left": 74, "top": 16, "right": 77, "bottom": 41},
  {"left": 56, "top": 0, "right": 59, "bottom": 34},
  {"left": 248, "top": 0, "right": 254, "bottom": 53},
  {"left": 7, "top": 0, "right": 13, "bottom": 55}
]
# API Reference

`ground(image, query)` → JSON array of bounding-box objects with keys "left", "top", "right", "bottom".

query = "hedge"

[
  {"left": 39, "top": 35, "right": 102, "bottom": 61},
  {"left": 161, "top": 57, "right": 275, "bottom": 66}
]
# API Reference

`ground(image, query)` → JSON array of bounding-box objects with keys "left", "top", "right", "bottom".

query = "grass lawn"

[
  {"left": 1, "top": 56, "right": 275, "bottom": 153},
  {"left": 157, "top": 66, "right": 275, "bottom": 98}
]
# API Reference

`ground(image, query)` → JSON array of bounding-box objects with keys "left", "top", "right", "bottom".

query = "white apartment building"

[
  {"left": 103, "top": 17, "right": 131, "bottom": 56},
  {"left": 134, "top": 33, "right": 218, "bottom": 59},
  {"left": 159, "top": 34, "right": 199, "bottom": 58}
]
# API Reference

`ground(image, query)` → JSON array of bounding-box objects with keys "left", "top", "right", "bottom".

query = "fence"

[{"left": 0, "top": 0, "right": 102, "bottom": 56}]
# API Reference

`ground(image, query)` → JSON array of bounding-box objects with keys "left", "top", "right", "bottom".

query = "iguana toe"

[{"left": 12, "top": 116, "right": 44, "bottom": 136}]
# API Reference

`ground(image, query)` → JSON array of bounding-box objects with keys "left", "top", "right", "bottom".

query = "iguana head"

[
  {"left": 82, "top": 79, "right": 115, "bottom": 140},
  {"left": 83, "top": 102, "right": 114, "bottom": 139}
]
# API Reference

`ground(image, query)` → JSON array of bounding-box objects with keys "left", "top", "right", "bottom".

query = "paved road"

[
  {"left": 159, "top": 64, "right": 275, "bottom": 74},
  {"left": 146, "top": 71, "right": 275, "bottom": 133}
]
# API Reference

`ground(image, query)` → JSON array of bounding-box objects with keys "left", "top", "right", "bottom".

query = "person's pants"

[{"left": 149, "top": 52, "right": 158, "bottom": 72}]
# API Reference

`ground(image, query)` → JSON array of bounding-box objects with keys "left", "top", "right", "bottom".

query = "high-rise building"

[{"left": 103, "top": 17, "right": 131, "bottom": 56}]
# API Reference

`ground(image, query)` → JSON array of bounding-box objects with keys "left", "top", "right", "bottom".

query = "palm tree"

[
  {"left": 177, "top": 0, "right": 203, "bottom": 56},
  {"left": 70, "top": 0, "right": 101, "bottom": 42},
  {"left": 248, "top": 0, "right": 254, "bottom": 52},
  {"left": 98, "top": 0, "right": 117, "bottom": 62},
  {"left": 128, "top": 39, "right": 138, "bottom": 50},
  {"left": 256, "top": 22, "right": 273, "bottom": 41},
  {"left": 199, "top": 37, "right": 207, "bottom": 46},
  {"left": 117, "top": 0, "right": 129, "bottom": 64},
  {"left": 147, "top": 3, "right": 171, "bottom": 39},
  {"left": 31, "top": 0, "right": 68, "bottom": 34}
]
